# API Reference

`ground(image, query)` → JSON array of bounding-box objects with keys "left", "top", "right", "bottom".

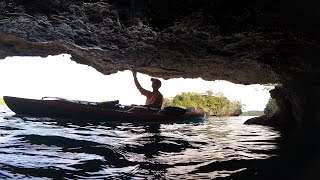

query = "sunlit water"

[{"left": 1, "top": 105, "right": 313, "bottom": 179}]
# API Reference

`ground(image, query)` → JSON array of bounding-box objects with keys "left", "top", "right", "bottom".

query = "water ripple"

[{"left": 0, "top": 106, "right": 282, "bottom": 179}]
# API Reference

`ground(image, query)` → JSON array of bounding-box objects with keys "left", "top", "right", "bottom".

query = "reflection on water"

[{"left": 1, "top": 105, "right": 318, "bottom": 179}]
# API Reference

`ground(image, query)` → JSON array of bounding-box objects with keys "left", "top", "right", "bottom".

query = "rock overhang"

[{"left": 0, "top": 0, "right": 319, "bottom": 85}]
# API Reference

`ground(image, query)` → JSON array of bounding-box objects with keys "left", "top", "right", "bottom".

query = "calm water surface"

[{"left": 0, "top": 105, "right": 312, "bottom": 179}]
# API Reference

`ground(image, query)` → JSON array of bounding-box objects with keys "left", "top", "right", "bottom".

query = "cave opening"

[
  {"left": 1, "top": 54, "right": 317, "bottom": 180},
  {"left": 0, "top": 54, "right": 276, "bottom": 116}
]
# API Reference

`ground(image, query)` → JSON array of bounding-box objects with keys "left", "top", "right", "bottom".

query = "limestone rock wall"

[{"left": 0, "top": 0, "right": 311, "bottom": 83}]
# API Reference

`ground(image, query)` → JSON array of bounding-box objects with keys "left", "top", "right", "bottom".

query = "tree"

[
  {"left": 163, "top": 91, "right": 242, "bottom": 116},
  {"left": 264, "top": 98, "right": 278, "bottom": 114},
  {"left": 0, "top": 98, "right": 5, "bottom": 105}
]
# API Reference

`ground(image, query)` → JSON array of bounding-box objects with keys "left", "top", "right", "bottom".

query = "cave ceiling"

[{"left": 1, "top": 0, "right": 320, "bottom": 84}]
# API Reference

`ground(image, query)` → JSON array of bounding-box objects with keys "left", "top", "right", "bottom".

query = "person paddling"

[{"left": 131, "top": 69, "right": 163, "bottom": 109}]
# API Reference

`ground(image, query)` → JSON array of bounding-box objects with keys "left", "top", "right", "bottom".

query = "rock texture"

[{"left": 1, "top": 0, "right": 320, "bottom": 126}]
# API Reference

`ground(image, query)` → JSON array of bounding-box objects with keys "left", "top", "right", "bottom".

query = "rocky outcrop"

[
  {"left": 244, "top": 86, "right": 294, "bottom": 127},
  {"left": 1, "top": 0, "right": 320, "bottom": 127}
]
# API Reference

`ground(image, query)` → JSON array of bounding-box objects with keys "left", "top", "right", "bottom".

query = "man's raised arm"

[{"left": 132, "top": 69, "right": 148, "bottom": 95}]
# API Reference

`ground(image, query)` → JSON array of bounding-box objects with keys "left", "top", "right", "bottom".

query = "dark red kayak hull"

[{"left": 3, "top": 96, "right": 206, "bottom": 122}]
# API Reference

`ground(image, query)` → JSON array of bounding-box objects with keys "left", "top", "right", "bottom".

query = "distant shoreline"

[{"left": 241, "top": 111, "right": 264, "bottom": 116}]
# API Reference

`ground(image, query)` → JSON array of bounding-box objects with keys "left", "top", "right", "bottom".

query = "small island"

[{"left": 163, "top": 91, "right": 242, "bottom": 116}]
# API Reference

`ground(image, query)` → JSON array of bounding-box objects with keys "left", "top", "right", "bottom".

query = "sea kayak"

[{"left": 3, "top": 96, "right": 206, "bottom": 123}]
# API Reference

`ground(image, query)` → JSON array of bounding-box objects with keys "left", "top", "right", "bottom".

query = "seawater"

[{"left": 0, "top": 105, "right": 319, "bottom": 179}]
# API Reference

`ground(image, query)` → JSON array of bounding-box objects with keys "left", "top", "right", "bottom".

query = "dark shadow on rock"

[{"left": 244, "top": 86, "right": 294, "bottom": 128}]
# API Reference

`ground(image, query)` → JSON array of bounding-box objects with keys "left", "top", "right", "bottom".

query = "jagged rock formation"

[
  {"left": 244, "top": 86, "right": 294, "bottom": 127},
  {"left": 1, "top": 0, "right": 320, "bottom": 126}
]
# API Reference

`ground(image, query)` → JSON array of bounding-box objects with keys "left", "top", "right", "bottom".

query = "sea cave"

[{"left": 1, "top": 0, "right": 320, "bottom": 179}]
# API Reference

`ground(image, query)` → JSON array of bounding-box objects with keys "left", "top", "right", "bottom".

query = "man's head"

[{"left": 151, "top": 78, "right": 161, "bottom": 90}]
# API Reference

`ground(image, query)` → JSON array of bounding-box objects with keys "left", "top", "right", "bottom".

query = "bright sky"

[{"left": 0, "top": 54, "right": 272, "bottom": 111}]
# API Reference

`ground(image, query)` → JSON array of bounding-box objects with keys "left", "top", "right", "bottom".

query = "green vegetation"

[
  {"left": 0, "top": 97, "right": 5, "bottom": 105},
  {"left": 163, "top": 91, "right": 242, "bottom": 116},
  {"left": 264, "top": 98, "right": 278, "bottom": 114}
]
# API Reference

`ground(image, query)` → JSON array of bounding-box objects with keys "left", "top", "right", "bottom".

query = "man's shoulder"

[{"left": 156, "top": 91, "right": 163, "bottom": 97}]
